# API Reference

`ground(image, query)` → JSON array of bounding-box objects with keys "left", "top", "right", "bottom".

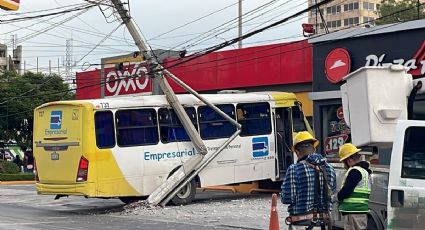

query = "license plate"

[{"left": 51, "top": 152, "right": 59, "bottom": 160}]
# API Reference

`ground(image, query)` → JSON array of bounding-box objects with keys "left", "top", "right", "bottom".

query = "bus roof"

[{"left": 36, "top": 92, "right": 298, "bottom": 110}]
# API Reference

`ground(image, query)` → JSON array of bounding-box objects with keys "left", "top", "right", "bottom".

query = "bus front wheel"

[
  {"left": 170, "top": 179, "right": 197, "bottom": 205},
  {"left": 119, "top": 196, "right": 147, "bottom": 204}
]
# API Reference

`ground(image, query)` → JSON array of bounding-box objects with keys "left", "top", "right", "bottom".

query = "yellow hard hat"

[
  {"left": 339, "top": 143, "right": 361, "bottom": 161},
  {"left": 292, "top": 131, "right": 319, "bottom": 152}
]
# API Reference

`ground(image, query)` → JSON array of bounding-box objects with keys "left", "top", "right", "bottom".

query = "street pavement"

[{"left": 0, "top": 184, "right": 291, "bottom": 230}]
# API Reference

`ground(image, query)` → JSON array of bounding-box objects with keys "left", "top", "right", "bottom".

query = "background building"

[
  {"left": 0, "top": 43, "right": 22, "bottom": 74},
  {"left": 308, "top": 0, "right": 380, "bottom": 33},
  {"left": 0, "top": 44, "right": 6, "bottom": 71}
]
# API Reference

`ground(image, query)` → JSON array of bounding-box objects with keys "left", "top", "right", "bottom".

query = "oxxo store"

[{"left": 309, "top": 19, "right": 425, "bottom": 163}]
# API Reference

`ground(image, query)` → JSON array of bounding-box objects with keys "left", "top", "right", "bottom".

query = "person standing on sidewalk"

[
  {"left": 281, "top": 131, "right": 336, "bottom": 230},
  {"left": 332, "top": 143, "right": 372, "bottom": 230}
]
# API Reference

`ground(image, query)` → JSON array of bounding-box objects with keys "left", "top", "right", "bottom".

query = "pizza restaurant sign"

[
  {"left": 365, "top": 54, "right": 425, "bottom": 76},
  {"left": 325, "top": 40, "right": 425, "bottom": 83},
  {"left": 104, "top": 62, "right": 152, "bottom": 97},
  {"left": 363, "top": 40, "right": 425, "bottom": 77}
]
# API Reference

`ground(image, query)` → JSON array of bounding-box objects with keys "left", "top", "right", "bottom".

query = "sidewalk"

[{"left": 0, "top": 180, "right": 36, "bottom": 185}]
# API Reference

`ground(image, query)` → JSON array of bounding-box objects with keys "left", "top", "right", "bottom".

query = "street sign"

[{"left": 0, "top": 0, "right": 20, "bottom": 11}]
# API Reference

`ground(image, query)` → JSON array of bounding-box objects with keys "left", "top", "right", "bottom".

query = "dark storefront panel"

[
  {"left": 321, "top": 104, "right": 350, "bottom": 161},
  {"left": 312, "top": 26, "right": 425, "bottom": 163}
]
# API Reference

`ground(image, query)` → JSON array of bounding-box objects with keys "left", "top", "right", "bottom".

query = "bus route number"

[
  {"left": 325, "top": 134, "right": 348, "bottom": 154},
  {"left": 99, "top": 102, "right": 109, "bottom": 109}
]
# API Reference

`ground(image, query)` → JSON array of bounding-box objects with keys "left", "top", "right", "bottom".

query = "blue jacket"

[{"left": 281, "top": 153, "right": 337, "bottom": 215}]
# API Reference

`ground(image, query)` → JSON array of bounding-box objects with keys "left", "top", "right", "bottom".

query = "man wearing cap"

[
  {"left": 281, "top": 131, "right": 336, "bottom": 229},
  {"left": 332, "top": 143, "right": 372, "bottom": 230}
]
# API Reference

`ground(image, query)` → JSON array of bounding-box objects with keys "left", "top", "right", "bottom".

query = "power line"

[
  {"left": 1, "top": 1, "right": 422, "bottom": 108},
  {"left": 0, "top": 0, "right": 335, "bottom": 105},
  {"left": 0, "top": 2, "right": 94, "bottom": 16},
  {"left": 165, "top": 0, "right": 334, "bottom": 70},
  {"left": 0, "top": 3, "right": 97, "bottom": 24},
  {"left": 148, "top": 0, "right": 244, "bottom": 41},
  {"left": 75, "top": 22, "right": 124, "bottom": 65},
  {"left": 170, "top": 0, "right": 284, "bottom": 51}
]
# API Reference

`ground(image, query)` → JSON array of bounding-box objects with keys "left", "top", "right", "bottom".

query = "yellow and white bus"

[{"left": 33, "top": 92, "right": 312, "bottom": 204}]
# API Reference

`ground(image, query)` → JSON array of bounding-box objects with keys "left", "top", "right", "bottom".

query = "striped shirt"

[{"left": 281, "top": 153, "right": 337, "bottom": 215}]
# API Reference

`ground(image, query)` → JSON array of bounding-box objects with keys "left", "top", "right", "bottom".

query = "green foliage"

[
  {"left": 0, "top": 71, "right": 75, "bottom": 147},
  {"left": 0, "top": 160, "right": 20, "bottom": 174},
  {"left": 376, "top": 0, "right": 425, "bottom": 25},
  {"left": 0, "top": 173, "right": 35, "bottom": 181}
]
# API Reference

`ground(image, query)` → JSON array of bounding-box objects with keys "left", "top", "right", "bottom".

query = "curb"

[{"left": 0, "top": 181, "right": 36, "bottom": 185}]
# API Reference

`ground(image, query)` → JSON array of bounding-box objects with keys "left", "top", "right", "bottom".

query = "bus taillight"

[
  {"left": 76, "top": 156, "right": 89, "bottom": 182},
  {"left": 34, "top": 159, "right": 39, "bottom": 182}
]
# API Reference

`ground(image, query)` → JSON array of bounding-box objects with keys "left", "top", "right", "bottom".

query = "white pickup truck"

[{"left": 331, "top": 65, "right": 425, "bottom": 230}]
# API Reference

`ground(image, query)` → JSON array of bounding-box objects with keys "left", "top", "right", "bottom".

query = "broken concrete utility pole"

[{"left": 109, "top": 0, "right": 241, "bottom": 206}]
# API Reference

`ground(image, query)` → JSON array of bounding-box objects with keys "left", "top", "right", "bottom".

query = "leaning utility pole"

[{"left": 109, "top": 0, "right": 241, "bottom": 206}]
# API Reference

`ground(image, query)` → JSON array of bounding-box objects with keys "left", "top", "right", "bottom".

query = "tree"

[
  {"left": 376, "top": 0, "right": 425, "bottom": 25},
  {"left": 0, "top": 71, "right": 74, "bottom": 148}
]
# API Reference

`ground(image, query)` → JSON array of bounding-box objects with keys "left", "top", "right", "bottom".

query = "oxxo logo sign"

[
  {"left": 252, "top": 137, "right": 269, "bottom": 157},
  {"left": 50, "top": 111, "right": 62, "bottom": 129},
  {"left": 104, "top": 62, "right": 151, "bottom": 96}
]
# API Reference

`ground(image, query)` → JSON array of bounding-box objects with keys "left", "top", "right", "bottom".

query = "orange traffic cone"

[{"left": 269, "top": 193, "right": 280, "bottom": 230}]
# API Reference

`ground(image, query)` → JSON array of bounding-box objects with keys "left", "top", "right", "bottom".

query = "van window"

[
  {"left": 198, "top": 104, "right": 236, "bottom": 140},
  {"left": 237, "top": 102, "right": 271, "bottom": 136},
  {"left": 116, "top": 109, "right": 158, "bottom": 146},
  {"left": 94, "top": 111, "right": 115, "bottom": 148},
  {"left": 402, "top": 126, "right": 425, "bottom": 179},
  {"left": 159, "top": 107, "right": 197, "bottom": 143}
]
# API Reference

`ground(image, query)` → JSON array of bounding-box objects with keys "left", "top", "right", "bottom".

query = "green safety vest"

[{"left": 338, "top": 166, "right": 371, "bottom": 213}]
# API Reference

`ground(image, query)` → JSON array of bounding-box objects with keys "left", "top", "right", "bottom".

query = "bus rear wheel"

[{"left": 170, "top": 179, "right": 196, "bottom": 205}]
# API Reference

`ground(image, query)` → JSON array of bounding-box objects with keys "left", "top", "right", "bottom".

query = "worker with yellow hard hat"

[
  {"left": 331, "top": 143, "right": 372, "bottom": 230},
  {"left": 281, "top": 131, "right": 336, "bottom": 229},
  {"left": 291, "top": 131, "right": 320, "bottom": 152}
]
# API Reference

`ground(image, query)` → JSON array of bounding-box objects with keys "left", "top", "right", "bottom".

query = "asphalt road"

[{"left": 0, "top": 185, "right": 271, "bottom": 230}]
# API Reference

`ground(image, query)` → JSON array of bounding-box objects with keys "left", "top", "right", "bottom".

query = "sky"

[{"left": 1, "top": 0, "right": 308, "bottom": 78}]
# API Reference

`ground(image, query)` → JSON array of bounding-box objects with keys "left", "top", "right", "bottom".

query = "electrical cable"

[
  {"left": 75, "top": 22, "right": 124, "bottom": 65},
  {"left": 148, "top": 0, "right": 244, "bottom": 41},
  {"left": 0, "top": 3, "right": 97, "bottom": 24},
  {"left": 0, "top": 1, "right": 423, "bottom": 108}
]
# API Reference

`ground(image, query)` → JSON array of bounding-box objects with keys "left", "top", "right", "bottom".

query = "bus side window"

[
  {"left": 158, "top": 107, "right": 197, "bottom": 143},
  {"left": 236, "top": 102, "right": 272, "bottom": 136},
  {"left": 292, "top": 105, "right": 307, "bottom": 132},
  {"left": 198, "top": 104, "right": 236, "bottom": 140},
  {"left": 116, "top": 109, "right": 158, "bottom": 147},
  {"left": 94, "top": 111, "right": 115, "bottom": 148}
]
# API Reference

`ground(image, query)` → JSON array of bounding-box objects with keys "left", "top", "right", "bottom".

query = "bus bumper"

[{"left": 36, "top": 182, "right": 96, "bottom": 196}]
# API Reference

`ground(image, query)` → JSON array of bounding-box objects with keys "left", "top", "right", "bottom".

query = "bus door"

[
  {"left": 274, "top": 104, "right": 309, "bottom": 179},
  {"left": 274, "top": 107, "right": 293, "bottom": 179}
]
